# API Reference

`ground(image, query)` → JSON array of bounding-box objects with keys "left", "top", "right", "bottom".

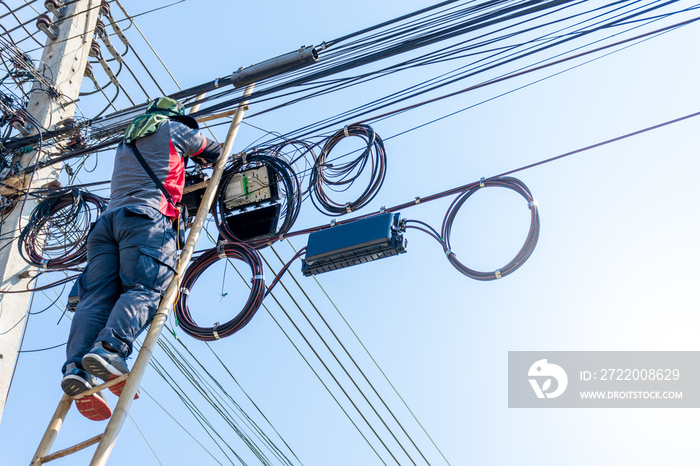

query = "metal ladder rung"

[{"left": 36, "top": 434, "right": 104, "bottom": 464}]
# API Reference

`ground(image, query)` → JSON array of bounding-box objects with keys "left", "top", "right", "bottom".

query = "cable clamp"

[
  {"left": 528, "top": 200, "right": 538, "bottom": 209},
  {"left": 343, "top": 125, "right": 350, "bottom": 137},
  {"left": 330, "top": 219, "right": 336, "bottom": 227},
  {"left": 242, "top": 152, "right": 248, "bottom": 164},
  {"left": 495, "top": 269, "right": 502, "bottom": 279},
  {"left": 216, "top": 241, "right": 228, "bottom": 259},
  {"left": 278, "top": 234, "right": 285, "bottom": 242},
  {"left": 345, "top": 203, "right": 352, "bottom": 213},
  {"left": 213, "top": 322, "right": 220, "bottom": 340},
  {"left": 214, "top": 78, "right": 220, "bottom": 88},
  {"left": 379, "top": 206, "right": 386, "bottom": 213},
  {"left": 180, "top": 287, "right": 189, "bottom": 295},
  {"left": 414, "top": 196, "right": 421, "bottom": 204},
  {"left": 479, "top": 177, "right": 485, "bottom": 188},
  {"left": 40, "top": 259, "right": 49, "bottom": 269},
  {"left": 445, "top": 249, "right": 454, "bottom": 257}
]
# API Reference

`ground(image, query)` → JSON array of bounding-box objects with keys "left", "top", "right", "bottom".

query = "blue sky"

[{"left": 2, "top": 1, "right": 700, "bottom": 465}]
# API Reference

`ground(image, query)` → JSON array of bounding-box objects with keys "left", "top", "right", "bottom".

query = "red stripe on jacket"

[
  {"left": 191, "top": 138, "right": 207, "bottom": 157},
  {"left": 159, "top": 140, "right": 185, "bottom": 218}
]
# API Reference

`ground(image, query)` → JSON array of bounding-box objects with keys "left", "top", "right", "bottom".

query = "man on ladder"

[{"left": 60, "top": 97, "right": 222, "bottom": 420}]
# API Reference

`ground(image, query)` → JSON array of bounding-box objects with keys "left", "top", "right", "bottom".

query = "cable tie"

[
  {"left": 242, "top": 152, "right": 247, "bottom": 164},
  {"left": 343, "top": 125, "right": 350, "bottom": 137},
  {"left": 40, "top": 259, "right": 49, "bottom": 269},
  {"left": 213, "top": 322, "right": 220, "bottom": 340},
  {"left": 180, "top": 287, "right": 189, "bottom": 295},
  {"left": 252, "top": 274, "right": 264, "bottom": 280},
  {"left": 495, "top": 269, "right": 502, "bottom": 279},
  {"left": 445, "top": 249, "right": 454, "bottom": 257},
  {"left": 414, "top": 196, "right": 421, "bottom": 204},
  {"left": 529, "top": 200, "right": 539, "bottom": 209},
  {"left": 278, "top": 234, "right": 284, "bottom": 242},
  {"left": 479, "top": 177, "right": 485, "bottom": 188},
  {"left": 216, "top": 241, "right": 227, "bottom": 259},
  {"left": 345, "top": 203, "right": 352, "bottom": 213}
]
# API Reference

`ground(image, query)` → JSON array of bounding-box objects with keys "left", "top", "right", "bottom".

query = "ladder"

[{"left": 30, "top": 85, "right": 254, "bottom": 466}]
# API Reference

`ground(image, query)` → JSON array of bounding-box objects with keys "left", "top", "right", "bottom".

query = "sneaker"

[
  {"left": 82, "top": 343, "right": 139, "bottom": 399},
  {"left": 75, "top": 391, "right": 112, "bottom": 421},
  {"left": 61, "top": 363, "right": 100, "bottom": 397},
  {"left": 82, "top": 343, "right": 129, "bottom": 381}
]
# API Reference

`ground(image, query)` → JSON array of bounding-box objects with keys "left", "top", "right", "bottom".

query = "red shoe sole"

[
  {"left": 107, "top": 374, "right": 140, "bottom": 400},
  {"left": 75, "top": 394, "right": 112, "bottom": 421}
]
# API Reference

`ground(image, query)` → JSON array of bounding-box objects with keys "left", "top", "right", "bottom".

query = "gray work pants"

[{"left": 63, "top": 205, "right": 177, "bottom": 372}]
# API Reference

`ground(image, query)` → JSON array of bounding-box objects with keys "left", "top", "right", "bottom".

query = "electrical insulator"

[
  {"left": 89, "top": 40, "right": 101, "bottom": 58},
  {"left": 99, "top": 0, "right": 110, "bottom": 16},
  {"left": 10, "top": 115, "right": 32, "bottom": 137},
  {"left": 95, "top": 18, "right": 106, "bottom": 37},
  {"left": 36, "top": 14, "right": 58, "bottom": 41},
  {"left": 44, "top": 0, "right": 65, "bottom": 18},
  {"left": 84, "top": 62, "right": 100, "bottom": 90}
]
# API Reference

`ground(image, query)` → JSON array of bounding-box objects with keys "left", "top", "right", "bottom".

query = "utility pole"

[{"left": 0, "top": 0, "right": 100, "bottom": 422}]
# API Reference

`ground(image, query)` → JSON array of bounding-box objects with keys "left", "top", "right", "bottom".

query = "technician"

[{"left": 60, "top": 97, "right": 222, "bottom": 420}]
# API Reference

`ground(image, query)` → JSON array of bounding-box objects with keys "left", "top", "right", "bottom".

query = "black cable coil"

[
  {"left": 309, "top": 123, "right": 387, "bottom": 216},
  {"left": 18, "top": 189, "right": 107, "bottom": 269},
  {"left": 175, "top": 242, "right": 265, "bottom": 341},
  {"left": 441, "top": 176, "right": 540, "bottom": 280},
  {"left": 214, "top": 150, "right": 301, "bottom": 248}
]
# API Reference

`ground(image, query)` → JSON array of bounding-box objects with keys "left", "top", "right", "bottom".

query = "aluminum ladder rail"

[{"left": 30, "top": 84, "right": 255, "bottom": 465}]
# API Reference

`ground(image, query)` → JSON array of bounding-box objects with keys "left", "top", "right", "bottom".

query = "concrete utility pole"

[{"left": 0, "top": 0, "right": 100, "bottom": 422}]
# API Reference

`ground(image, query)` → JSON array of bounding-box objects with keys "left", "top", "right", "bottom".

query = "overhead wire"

[
  {"left": 127, "top": 411, "right": 164, "bottom": 466},
  {"left": 295, "top": 238, "right": 453, "bottom": 465},
  {"left": 6, "top": 1, "right": 695, "bottom": 464},
  {"left": 10, "top": 1, "right": 699, "bottom": 171},
  {"left": 252, "top": 1, "right": 694, "bottom": 143},
  {"left": 197, "top": 224, "right": 387, "bottom": 464},
  {"left": 266, "top": 243, "right": 434, "bottom": 464},
  {"left": 156, "top": 336, "right": 273, "bottom": 465},
  {"left": 259, "top": 250, "right": 415, "bottom": 465},
  {"left": 201, "top": 340, "right": 305, "bottom": 466},
  {"left": 159, "top": 333, "right": 299, "bottom": 466},
  {"left": 140, "top": 386, "right": 227, "bottom": 466}
]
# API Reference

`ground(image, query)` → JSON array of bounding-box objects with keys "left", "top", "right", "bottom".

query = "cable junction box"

[
  {"left": 223, "top": 165, "right": 278, "bottom": 210},
  {"left": 301, "top": 212, "right": 407, "bottom": 276},
  {"left": 218, "top": 204, "right": 281, "bottom": 242},
  {"left": 181, "top": 172, "right": 209, "bottom": 220}
]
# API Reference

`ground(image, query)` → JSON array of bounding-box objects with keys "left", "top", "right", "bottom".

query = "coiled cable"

[
  {"left": 309, "top": 124, "right": 387, "bottom": 216},
  {"left": 441, "top": 176, "right": 539, "bottom": 280},
  {"left": 18, "top": 189, "right": 106, "bottom": 269},
  {"left": 175, "top": 242, "right": 265, "bottom": 341}
]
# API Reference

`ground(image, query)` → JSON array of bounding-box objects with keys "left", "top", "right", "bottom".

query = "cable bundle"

[
  {"left": 441, "top": 176, "right": 539, "bottom": 280},
  {"left": 18, "top": 189, "right": 106, "bottom": 269},
  {"left": 270, "top": 139, "right": 318, "bottom": 192},
  {"left": 309, "top": 123, "right": 387, "bottom": 216},
  {"left": 175, "top": 242, "right": 265, "bottom": 341},
  {"left": 214, "top": 150, "right": 301, "bottom": 248}
]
